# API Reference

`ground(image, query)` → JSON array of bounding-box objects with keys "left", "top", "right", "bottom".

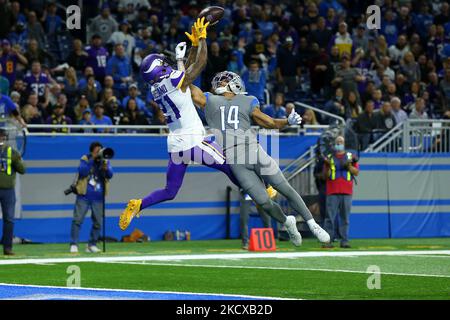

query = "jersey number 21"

[{"left": 220, "top": 105, "right": 240, "bottom": 130}]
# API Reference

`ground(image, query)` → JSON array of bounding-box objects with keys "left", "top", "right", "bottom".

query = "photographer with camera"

[
  {"left": 69, "top": 142, "right": 113, "bottom": 253},
  {"left": 322, "top": 135, "right": 359, "bottom": 249}
]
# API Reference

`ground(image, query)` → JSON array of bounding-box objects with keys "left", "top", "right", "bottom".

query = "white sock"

[{"left": 306, "top": 219, "right": 317, "bottom": 229}]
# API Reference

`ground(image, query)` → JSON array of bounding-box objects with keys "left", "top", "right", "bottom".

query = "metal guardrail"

[
  {"left": 294, "top": 101, "right": 346, "bottom": 127},
  {"left": 25, "top": 124, "right": 329, "bottom": 136},
  {"left": 365, "top": 119, "right": 450, "bottom": 153}
]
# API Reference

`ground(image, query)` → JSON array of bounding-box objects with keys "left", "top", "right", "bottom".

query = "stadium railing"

[
  {"left": 25, "top": 124, "right": 329, "bottom": 136},
  {"left": 365, "top": 119, "right": 450, "bottom": 153}
]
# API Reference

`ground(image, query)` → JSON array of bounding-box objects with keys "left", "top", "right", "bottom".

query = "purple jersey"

[
  {"left": 85, "top": 45, "right": 109, "bottom": 78},
  {"left": 0, "top": 53, "right": 18, "bottom": 84},
  {"left": 24, "top": 72, "right": 50, "bottom": 98}
]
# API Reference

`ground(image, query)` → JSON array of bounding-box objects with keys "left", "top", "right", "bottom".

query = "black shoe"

[
  {"left": 340, "top": 243, "right": 351, "bottom": 248},
  {"left": 321, "top": 243, "right": 334, "bottom": 249},
  {"left": 3, "top": 249, "right": 15, "bottom": 256}
]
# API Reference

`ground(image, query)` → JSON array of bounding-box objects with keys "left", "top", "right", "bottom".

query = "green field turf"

[{"left": 1, "top": 238, "right": 449, "bottom": 300}]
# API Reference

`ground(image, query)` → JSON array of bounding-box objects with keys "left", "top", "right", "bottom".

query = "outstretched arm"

[
  {"left": 251, "top": 108, "right": 302, "bottom": 129},
  {"left": 180, "top": 17, "right": 210, "bottom": 91},
  {"left": 189, "top": 84, "right": 206, "bottom": 109}
]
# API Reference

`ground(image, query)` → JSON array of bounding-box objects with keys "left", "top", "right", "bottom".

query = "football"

[{"left": 198, "top": 6, "right": 224, "bottom": 26}]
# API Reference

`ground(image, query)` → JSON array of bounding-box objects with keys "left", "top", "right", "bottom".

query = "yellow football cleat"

[
  {"left": 266, "top": 185, "right": 278, "bottom": 199},
  {"left": 119, "top": 199, "right": 142, "bottom": 231}
]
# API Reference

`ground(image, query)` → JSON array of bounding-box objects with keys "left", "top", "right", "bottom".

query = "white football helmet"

[{"left": 211, "top": 71, "right": 247, "bottom": 95}]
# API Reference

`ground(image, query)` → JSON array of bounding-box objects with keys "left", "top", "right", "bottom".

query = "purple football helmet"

[{"left": 140, "top": 54, "right": 173, "bottom": 85}]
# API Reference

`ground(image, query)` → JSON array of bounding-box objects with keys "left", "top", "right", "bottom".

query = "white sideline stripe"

[
  {"left": 101, "top": 261, "right": 450, "bottom": 279},
  {"left": 0, "top": 283, "right": 293, "bottom": 300},
  {"left": 0, "top": 250, "right": 449, "bottom": 265}
]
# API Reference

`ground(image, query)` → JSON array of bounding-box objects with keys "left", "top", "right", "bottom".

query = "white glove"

[
  {"left": 175, "top": 42, "right": 187, "bottom": 60},
  {"left": 288, "top": 109, "right": 302, "bottom": 125}
]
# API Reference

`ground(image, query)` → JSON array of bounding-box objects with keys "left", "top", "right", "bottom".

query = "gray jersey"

[{"left": 204, "top": 93, "right": 260, "bottom": 154}]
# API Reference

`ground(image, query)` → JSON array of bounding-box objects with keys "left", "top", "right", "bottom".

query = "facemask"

[{"left": 335, "top": 144, "right": 344, "bottom": 152}]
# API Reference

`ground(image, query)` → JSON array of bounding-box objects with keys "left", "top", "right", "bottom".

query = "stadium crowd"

[{"left": 0, "top": 0, "right": 449, "bottom": 146}]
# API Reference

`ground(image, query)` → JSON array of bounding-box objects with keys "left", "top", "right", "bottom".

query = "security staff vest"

[{"left": 327, "top": 152, "right": 353, "bottom": 181}]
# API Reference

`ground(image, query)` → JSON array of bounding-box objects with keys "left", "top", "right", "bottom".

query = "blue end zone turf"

[{"left": 0, "top": 284, "right": 267, "bottom": 300}]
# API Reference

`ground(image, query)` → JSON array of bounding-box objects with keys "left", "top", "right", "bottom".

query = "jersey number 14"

[{"left": 220, "top": 105, "right": 240, "bottom": 130}]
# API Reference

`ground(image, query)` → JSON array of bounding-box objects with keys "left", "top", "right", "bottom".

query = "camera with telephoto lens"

[
  {"left": 64, "top": 147, "right": 115, "bottom": 196},
  {"left": 97, "top": 147, "right": 115, "bottom": 161}
]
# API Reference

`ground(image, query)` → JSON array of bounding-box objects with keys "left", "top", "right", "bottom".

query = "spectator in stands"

[
  {"left": 344, "top": 91, "right": 362, "bottom": 120},
  {"left": 120, "top": 98, "right": 149, "bottom": 128},
  {"left": 309, "top": 17, "right": 332, "bottom": 49},
  {"left": 374, "top": 101, "right": 396, "bottom": 134},
  {"left": 0, "top": 64, "right": 9, "bottom": 95},
  {"left": 101, "top": 88, "right": 119, "bottom": 110},
  {"left": 62, "top": 67, "right": 79, "bottom": 105},
  {"left": 73, "top": 95, "right": 90, "bottom": 124},
  {"left": 204, "top": 42, "right": 228, "bottom": 88},
  {"left": 403, "top": 81, "right": 423, "bottom": 111},
  {"left": 91, "top": 103, "right": 113, "bottom": 133},
  {"left": 78, "top": 109, "right": 94, "bottom": 131},
  {"left": 46, "top": 104, "right": 73, "bottom": 133},
  {"left": 0, "top": 40, "right": 28, "bottom": 85},
  {"left": 24, "top": 38, "right": 53, "bottom": 66},
  {"left": 24, "top": 60, "right": 50, "bottom": 102},
  {"left": 21, "top": 103, "right": 43, "bottom": 127},
  {"left": 108, "top": 20, "right": 136, "bottom": 58},
  {"left": 40, "top": 2, "right": 62, "bottom": 37},
  {"left": 10, "top": 91, "right": 20, "bottom": 106},
  {"left": 409, "top": 98, "right": 429, "bottom": 120},
  {"left": 242, "top": 60, "right": 266, "bottom": 104},
  {"left": 263, "top": 93, "right": 286, "bottom": 118},
  {"left": 81, "top": 75, "right": 99, "bottom": 107},
  {"left": 85, "top": 35, "right": 109, "bottom": 81},
  {"left": 78, "top": 67, "right": 102, "bottom": 93},
  {"left": 371, "top": 89, "right": 384, "bottom": 110},
  {"left": 118, "top": 0, "right": 151, "bottom": 22},
  {"left": 322, "top": 135, "right": 359, "bottom": 248},
  {"left": 355, "top": 100, "right": 377, "bottom": 150},
  {"left": 276, "top": 37, "right": 301, "bottom": 94},
  {"left": 7, "top": 21, "right": 28, "bottom": 52},
  {"left": 329, "top": 22, "right": 353, "bottom": 58},
  {"left": 308, "top": 42, "right": 332, "bottom": 97},
  {"left": 391, "top": 97, "right": 408, "bottom": 125},
  {"left": 332, "top": 55, "right": 365, "bottom": 102},
  {"left": 27, "top": 11, "right": 46, "bottom": 47},
  {"left": 244, "top": 29, "right": 267, "bottom": 66},
  {"left": 70, "top": 141, "right": 113, "bottom": 253},
  {"left": 122, "top": 83, "right": 152, "bottom": 120},
  {"left": 440, "top": 68, "right": 450, "bottom": 112},
  {"left": 105, "top": 99, "right": 125, "bottom": 126},
  {"left": 0, "top": 127, "right": 25, "bottom": 256},
  {"left": 0, "top": 0, "right": 15, "bottom": 39},
  {"left": 302, "top": 109, "right": 318, "bottom": 126},
  {"left": 67, "top": 39, "right": 88, "bottom": 74},
  {"left": 388, "top": 35, "right": 409, "bottom": 66},
  {"left": 324, "top": 87, "right": 346, "bottom": 121},
  {"left": 88, "top": 4, "right": 118, "bottom": 44},
  {"left": 27, "top": 92, "right": 49, "bottom": 121},
  {"left": 401, "top": 52, "right": 421, "bottom": 84},
  {"left": 106, "top": 44, "right": 133, "bottom": 95}
]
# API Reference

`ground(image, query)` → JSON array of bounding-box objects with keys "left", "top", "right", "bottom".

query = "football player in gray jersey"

[{"left": 190, "top": 71, "right": 330, "bottom": 246}]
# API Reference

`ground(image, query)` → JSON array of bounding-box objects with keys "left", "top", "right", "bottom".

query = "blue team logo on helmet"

[{"left": 140, "top": 54, "right": 173, "bottom": 85}]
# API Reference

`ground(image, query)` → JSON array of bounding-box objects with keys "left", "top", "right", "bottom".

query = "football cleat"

[
  {"left": 284, "top": 215, "right": 302, "bottom": 246},
  {"left": 119, "top": 199, "right": 142, "bottom": 231},
  {"left": 310, "top": 223, "right": 331, "bottom": 243}
]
